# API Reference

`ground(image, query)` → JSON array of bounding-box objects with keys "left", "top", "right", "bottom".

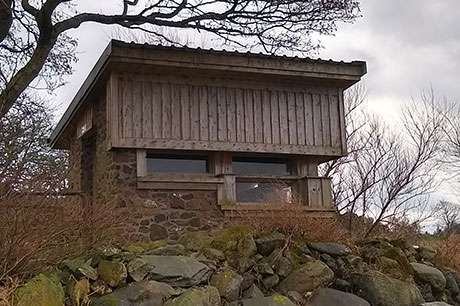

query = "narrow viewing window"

[
  {"left": 146, "top": 154, "right": 208, "bottom": 174},
  {"left": 236, "top": 181, "right": 293, "bottom": 204},
  {"left": 232, "top": 157, "right": 291, "bottom": 176}
]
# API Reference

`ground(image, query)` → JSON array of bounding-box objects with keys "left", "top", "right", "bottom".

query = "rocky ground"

[{"left": 13, "top": 226, "right": 460, "bottom": 306}]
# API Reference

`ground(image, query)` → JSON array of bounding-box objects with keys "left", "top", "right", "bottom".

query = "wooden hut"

[{"left": 50, "top": 40, "right": 366, "bottom": 240}]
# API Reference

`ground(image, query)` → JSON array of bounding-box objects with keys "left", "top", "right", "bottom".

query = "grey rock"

[
  {"left": 308, "top": 242, "right": 352, "bottom": 257},
  {"left": 262, "top": 274, "right": 280, "bottom": 289},
  {"left": 61, "top": 257, "right": 98, "bottom": 281},
  {"left": 255, "top": 232, "right": 286, "bottom": 256},
  {"left": 445, "top": 272, "right": 460, "bottom": 295},
  {"left": 146, "top": 244, "right": 186, "bottom": 256},
  {"left": 127, "top": 255, "right": 211, "bottom": 287},
  {"left": 202, "top": 248, "right": 226, "bottom": 261},
  {"left": 164, "top": 286, "right": 220, "bottom": 306},
  {"left": 286, "top": 291, "right": 305, "bottom": 306},
  {"left": 351, "top": 270, "right": 424, "bottom": 306},
  {"left": 92, "top": 280, "right": 177, "bottom": 306},
  {"left": 418, "top": 246, "right": 437, "bottom": 261},
  {"left": 277, "top": 260, "right": 334, "bottom": 294},
  {"left": 255, "top": 261, "right": 275, "bottom": 275},
  {"left": 411, "top": 263, "right": 446, "bottom": 292},
  {"left": 419, "top": 303, "right": 453, "bottom": 306},
  {"left": 275, "top": 257, "right": 293, "bottom": 278},
  {"left": 306, "top": 288, "right": 370, "bottom": 306},
  {"left": 234, "top": 295, "right": 297, "bottom": 306},
  {"left": 210, "top": 269, "right": 243, "bottom": 302},
  {"left": 243, "top": 284, "right": 264, "bottom": 299}
]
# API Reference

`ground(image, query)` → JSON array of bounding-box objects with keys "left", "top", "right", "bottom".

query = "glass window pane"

[
  {"left": 147, "top": 155, "right": 208, "bottom": 173},
  {"left": 236, "top": 181, "right": 293, "bottom": 203},
  {"left": 233, "top": 157, "right": 290, "bottom": 176}
]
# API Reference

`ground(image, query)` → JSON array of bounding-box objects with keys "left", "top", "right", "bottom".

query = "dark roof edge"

[
  {"left": 110, "top": 39, "right": 367, "bottom": 67},
  {"left": 49, "top": 41, "right": 113, "bottom": 148}
]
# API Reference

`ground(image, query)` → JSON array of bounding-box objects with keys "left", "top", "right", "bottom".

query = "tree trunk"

[
  {"left": 0, "top": 38, "right": 55, "bottom": 117},
  {"left": 0, "top": 0, "right": 12, "bottom": 42}
]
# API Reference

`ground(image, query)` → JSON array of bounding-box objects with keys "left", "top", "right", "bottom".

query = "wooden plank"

[
  {"left": 151, "top": 82, "right": 162, "bottom": 139},
  {"left": 307, "top": 178, "right": 322, "bottom": 208},
  {"left": 244, "top": 88, "right": 255, "bottom": 143},
  {"left": 329, "top": 92, "right": 341, "bottom": 148},
  {"left": 338, "top": 89, "right": 347, "bottom": 154},
  {"left": 133, "top": 80, "right": 143, "bottom": 138},
  {"left": 161, "top": 82, "right": 172, "bottom": 139},
  {"left": 122, "top": 76, "right": 133, "bottom": 138},
  {"left": 312, "top": 93, "right": 322, "bottom": 146},
  {"left": 190, "top": 85, "right": 200, "bottom": 140},
  {"left": 142, "top": 80, "right": 153, "bottom": 138},
  {"left": 217, "top": 87, "right": 228, "bottom": 141},
  {"left": 321, "top": 178, "right": 333, "bottom": 208},
  {"left": 136, "top": 149, "right": 147, "bottom": 177},
  {"left": 180, "top": 84, "right": 191, "bottom": 140},
  {"left": 287, "top": 91, "right": 297, "bottom": 145},
  {"left": 108, "top": 73, "right": 119, "bottom": 146},
  {"left": 199, "top": 86, "right": 209, "bottom": 141},
  {"left": 137, "top": 181, "right": 219, "bottom": 190},
  {"left": 208, "top": 86, "right": 218, "bottom": 141},
  {"left": 236, "top": 88, "right": 245, "bottom": 142},
  {"left": 262, "top": 90, "right": 272, "bottom": 144},
  {"left": 295, "top": 92, "right": 305, "bottom": 145},
  {"left": 304, "top": 92, "right": 314, "bottom": 146},
  {"left": 138, "top": 175, "right": 224, "bottom": 183},
  {"left": 270, "top": 91, "right": 280, "bottom": 144},
  {"left": 171, "top": 84, "right": 181, "bottom": 139},
  {"left": 253, "top": 89, "right": 263, "bottom": 143},
  {"left": 227, "top": 87, "right": 237, "bottom": 142},
  {"left": 321, "top": 92, "right": 332, "bottom": 146},
  {"left": 279, "top": 91, "right": 289, "bottom": 145}
]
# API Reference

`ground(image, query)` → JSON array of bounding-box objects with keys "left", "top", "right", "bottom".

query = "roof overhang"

[{"left": 49, "top": 40, "right": 367, "bottom": 149}]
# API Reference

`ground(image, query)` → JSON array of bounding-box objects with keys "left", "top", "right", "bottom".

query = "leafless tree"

[
  {"left": 0, "top": 0, "right": 361, "bottom": 117},
  {"left": 435, "top": 200, "right": 460, "bottom": 234},
  {"left": 0, "top": 94, "right": 68, "bottom": 197},
  {"left": 322, "top": 87, "right": 446, "bottom": 237}
]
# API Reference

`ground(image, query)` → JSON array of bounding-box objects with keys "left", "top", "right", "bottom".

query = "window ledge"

[
  {"left": 222, "top": 203, "right": 335, "bottom": 212},
  {"left": 138, "top": 174, "right": 224, "bottom": 184}
]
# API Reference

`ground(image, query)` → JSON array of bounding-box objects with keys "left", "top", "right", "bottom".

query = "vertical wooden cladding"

[{"left": 114, "top": 74, "right": 344, "bottom": 153}]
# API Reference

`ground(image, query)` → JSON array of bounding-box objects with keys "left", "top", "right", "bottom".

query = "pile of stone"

[{"left": 13, "top": 226, "right": 460, "bottom": 306}]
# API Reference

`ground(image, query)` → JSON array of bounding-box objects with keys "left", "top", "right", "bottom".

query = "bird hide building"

[{"left": 49, "top": 40, "right": 366, "bottom": 241}]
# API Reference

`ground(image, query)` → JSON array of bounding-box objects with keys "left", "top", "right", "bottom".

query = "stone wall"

[{"left": 67, "top": 92, "right": 224, "bottom": 242}]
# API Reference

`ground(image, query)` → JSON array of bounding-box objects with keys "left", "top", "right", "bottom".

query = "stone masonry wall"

[{"left": 68, "top": 89, "right": 224, "bottom": 242}]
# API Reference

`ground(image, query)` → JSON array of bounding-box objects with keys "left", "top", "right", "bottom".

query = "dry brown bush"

[
  {"left": 0, "top": 193, "right": 126, "bottom": 283},
  {"left": 226, "top": 205, "right": 353, "bottom": 245},
  {"left": 431, "top": 234, "right": 460, "bottom": 272}
]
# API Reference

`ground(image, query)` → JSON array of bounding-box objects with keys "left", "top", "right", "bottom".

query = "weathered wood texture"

[
  {"left": 76, "top": 104, "right": 93, "bottom": 139},
  {"left": 108, "top": 73, "right": 345, "bottom": 156}
]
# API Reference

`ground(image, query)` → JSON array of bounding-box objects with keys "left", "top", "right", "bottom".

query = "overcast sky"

[{"left": 53, "top": 0, "right": 460, "bottom": 120}]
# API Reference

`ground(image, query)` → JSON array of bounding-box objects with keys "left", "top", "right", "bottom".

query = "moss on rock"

[
  {"left": 98, "top": 260, "right": 127, "bottom": 287},
  {"left": 14, "top": 273, "right": 64, "bottom": 306}
]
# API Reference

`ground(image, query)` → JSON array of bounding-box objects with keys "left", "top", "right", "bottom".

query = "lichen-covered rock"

[
  {"left": 61, "top": 257, "right": 98, "bottom": 280},
  {"left": 277, "top": 260, "right": 334, "bottom": 294},
  {"left": 351, "top": 270, "right": 424, "bottom": 306},
  {"left": 98, "top": 260, "right": 127, "bottom": 287},
  {"left": 411, "top": 263, "right": 446, "bottom": 292},
  {"left": 255, "top": 232, "right": 286, "bottom": 256},
  {"left": 93, "top": 280, "right": 177, "bottom": 306},
  {"left": 124, "top": 240, "right": 168, "bottom": 253},
  {"left": 262, "top": 274, "right": 280, "bottom": 289},
  {"left": 308, "top": 242, "right": 352, "bottom": 257},
  {"left": 164, "top": 286, "right": 221, "bottom": 306},
  {"left": 14, "top": 273, "right": 65, "bottom": 306},
  {"left": 210, "top": 269, "right": 244, "bottom": 301},
  {"left": 127, "top": 255, "right": 212, "bottom": 286},
  {"left": 417, "top": 246, "right": 437, "bottom": 262},
  {"left": 146, "top": 244, "right": 186, "bottom": 256},
  {"left": 202, "top": 248, "right": 226, "bottom": 261},
  {"left": 306, "top": 288, "right": 370, "bottom": 306},
  {"left": 179, "top": 231, "right": 212, "bottom": 252},
  {"left": 234, "top": 294, "right": 296, "bottom": 306}
]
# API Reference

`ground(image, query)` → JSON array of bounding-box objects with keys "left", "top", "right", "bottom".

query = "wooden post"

[
  {"left": 136, "top": 149, "right": 147, "bottom": 177},
  {"left": 213, "top": 152, "right": 236, "bottom": 205}
]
